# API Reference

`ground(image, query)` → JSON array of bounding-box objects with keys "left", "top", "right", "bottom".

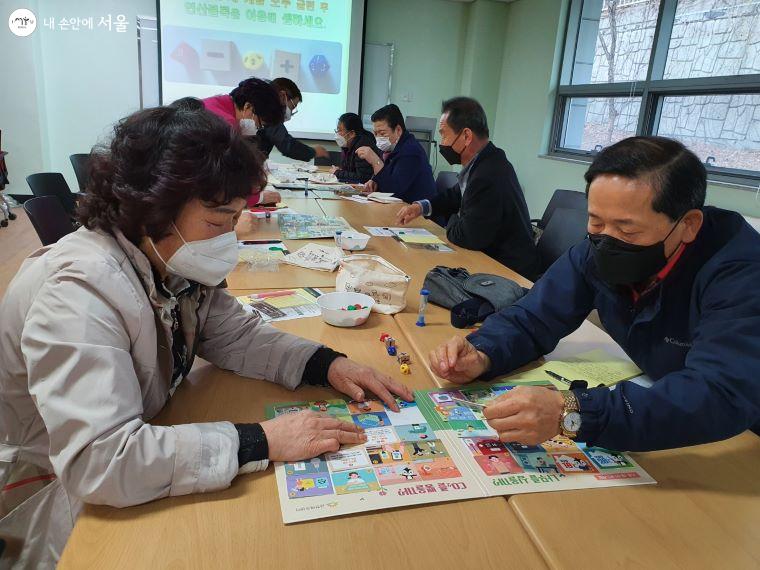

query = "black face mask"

[
  {"left": 439, "top": 131, "right": 464, "bottom": 165},
  {"left": 589, "top": 218, "right": 683, "bottom": 286}
]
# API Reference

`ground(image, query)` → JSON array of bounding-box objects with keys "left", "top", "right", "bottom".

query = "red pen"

[{"left": 252, "top": 290, "right": 296, "bottom": 299}]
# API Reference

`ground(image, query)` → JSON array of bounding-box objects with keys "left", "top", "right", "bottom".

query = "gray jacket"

[{"left": 0, "top": 227, "right": 321, "bottom": 568}]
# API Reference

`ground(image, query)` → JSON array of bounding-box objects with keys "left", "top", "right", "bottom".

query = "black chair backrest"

[
  {"left": 538, "top": 189, "right": 587, "bottom": 230},
  {"left": 25, "top": 173, "right": 77, "bottom": 216},
  {"left": 23, "top": 196, "right": 75, "bottom": 246},
  {"left": 436, "top": 171, "right": 458, "bottom": 194},
  {"left": 69, "top": 153, "right": 90, "bottom": 192},
  {"left": 537, "top": 207, "right": 589, "bottom": 273}
]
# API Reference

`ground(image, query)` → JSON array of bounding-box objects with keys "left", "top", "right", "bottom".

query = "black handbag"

[{"left": 422, "top": 266, "right": 528, "bottom": 328}]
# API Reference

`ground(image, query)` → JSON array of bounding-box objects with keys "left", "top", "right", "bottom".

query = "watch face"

[{"left": 563, "top": 412, "right": 582, "bottom": 433}]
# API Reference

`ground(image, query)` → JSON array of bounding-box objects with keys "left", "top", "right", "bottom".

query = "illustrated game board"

[
  {"left": 278, "top": 213, "right": 352, "bottom": 240},
  {"left": 237, "top": 288, "right": 322, "bottom": 323},
  {"left": 267, "top": 383, "right": 655, "bottom": 523}
]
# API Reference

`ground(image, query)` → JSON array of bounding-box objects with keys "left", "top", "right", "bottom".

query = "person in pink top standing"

[
  {"left": 202, "top": 78, "right": 285, "bottom": 206},
  {"left": 203, "top": 77, "right": 283, "bottom": 134}
]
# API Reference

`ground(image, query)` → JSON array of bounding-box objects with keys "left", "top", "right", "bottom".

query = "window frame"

[{"left": 550, "top": 0, "right": 760, "bottom": 185}]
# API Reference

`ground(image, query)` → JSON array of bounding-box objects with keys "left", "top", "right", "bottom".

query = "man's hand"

[
  {"left": 258, "top": 190, "right": 281, "bottom": 205},
  {"left": 429, "top": 336, "right": 491, "bottom": 384},
  {"left": 313, "top": 145, "right": 330, "bottom": 159},
  {"left": 484, "top": 386, "right": 564, "bottom": 446},
  {"left": 329, "top": 165, "right": 339, "bottom": 174},
  {"left": 327, "top": 357, "right": 414, "bottom": 412},
  {"left": 396, "top": 203, "right": 423, "bottom": 225},
  {"left": 261, "top": 410, "right": 367, "bottom": 461}
]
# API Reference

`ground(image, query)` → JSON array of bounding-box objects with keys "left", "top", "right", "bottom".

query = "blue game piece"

[{"left": 309, "top": 54, "right": 330, "bottom": 75}]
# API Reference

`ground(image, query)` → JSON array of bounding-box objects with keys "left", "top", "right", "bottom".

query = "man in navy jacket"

[
  {"left": 356, "top": 104, "right": 436, "bottom": 203},
  {"left": 429, "top": 136, "right": 760, "bottom": 452}
]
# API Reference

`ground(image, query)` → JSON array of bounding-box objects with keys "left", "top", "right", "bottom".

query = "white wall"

[
  {"left": 1, "top": 0, "right": 46, "bottom": 195},
  {"left": 1, "top": 0, "right": 156, "bottom": 195},
  {"left": 2, "top": 0, "right": 475, "bottom": 196}
]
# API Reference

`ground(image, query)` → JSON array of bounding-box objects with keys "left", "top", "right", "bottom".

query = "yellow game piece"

[{"left": 400, "top": 364, "right": 410, "bottom": 375}]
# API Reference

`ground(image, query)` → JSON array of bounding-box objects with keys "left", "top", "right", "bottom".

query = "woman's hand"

[
  {"left": 362, "top": 180, "right": 378, "bottom": 195},
  {"left": 355, "top": 146, "right": 375, "bottom": 161},
  {"left": 355, "top": 147, "right": 384, "bottom": 174},
  {"left": 327, "top": 357, "right": 414, "bottom": 412},
  {"left": 261, "top": 410, "right": 367, "bottom": 461},
  {"left": 258, "top": 190, "right": 281, "bottom": 205}
]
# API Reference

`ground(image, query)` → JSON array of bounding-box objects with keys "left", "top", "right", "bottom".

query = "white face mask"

[
  {"left": 376, "top": 136, "right": 395, "bottom": 153},
  {"left": 283, "top": 106, "right": 293, "bottom": 122},
  {"left": 150, "top": 224, "right": 239, "bottom": 286},
  {"left": 335, "top": 133, "right": 347, "bottom": 148},
  {"left": 239, "top": 118, "right": 260, "bottom": 136}
]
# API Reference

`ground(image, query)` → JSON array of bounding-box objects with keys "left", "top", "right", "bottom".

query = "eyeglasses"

[{"left": 287, "top": 97, "right": 299, "bottom": 116}]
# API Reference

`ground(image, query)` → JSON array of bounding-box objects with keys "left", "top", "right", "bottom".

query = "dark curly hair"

[
  {"left": 76, "top": 106, "right": 266, "bottom": 244},
  {"left": 230, "top": 77, "right": 285, "bottom": 126}
]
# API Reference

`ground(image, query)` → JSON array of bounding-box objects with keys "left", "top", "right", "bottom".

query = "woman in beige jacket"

[{"left": 0, "top": 107, "right": 412, "bottom": 569}]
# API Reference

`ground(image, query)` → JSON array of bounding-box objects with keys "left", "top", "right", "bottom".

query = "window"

[
  {"left": 656, "top": 93, "right": 760, "bottom": 171},
  {"left": 552, "top": 0, "right": 760, "bottom": 184},
  {"left": 560, "top": 96, "right": 642, "bottom": 151},
  {"left": 664, "top": 0, "right": 760, "bottom": 79}
]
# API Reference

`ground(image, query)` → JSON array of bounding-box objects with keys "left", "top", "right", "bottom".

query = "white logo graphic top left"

[{"left": 8, "top": 8, "right": 37, "bottom": 37}]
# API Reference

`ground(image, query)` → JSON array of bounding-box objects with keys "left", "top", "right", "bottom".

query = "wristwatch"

[{"left": 559, "top": 391, "right": 582, "bottom": 439}]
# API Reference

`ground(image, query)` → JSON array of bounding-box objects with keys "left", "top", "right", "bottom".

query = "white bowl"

[
  {"left": 337, "top": 231, "right": 370, "bottom": 251},
  {"left": 317, "top": 292, "right": 375, "bottom": 327}
]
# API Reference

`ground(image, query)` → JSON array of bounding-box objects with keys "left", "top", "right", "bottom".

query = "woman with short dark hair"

[
  {"left": 201, "top": 78, "right": 284, "bottom": 207},
  {"left": 0, "top": 106, "right": 412, "bottom": 567},
  {"left": 202, "top": 77, "right": 284, "bottom": 136},
  {"left": 332, "top": 113, "right": 382, "bottom": 184}
]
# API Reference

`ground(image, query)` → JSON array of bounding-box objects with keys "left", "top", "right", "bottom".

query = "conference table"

[
  {"left": 227, "top": 192, "right": 530, "bottom": 299},
  {"left": 59, "top": 193, "right": 760, "bottom": 569}
]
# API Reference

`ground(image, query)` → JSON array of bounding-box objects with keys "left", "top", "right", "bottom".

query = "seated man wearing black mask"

[
  {"left": 427, "top": 136, "right": 760, "bottom": 452},
  {"left": 396, "top": 97, "right": 539, "bottom": 281}
]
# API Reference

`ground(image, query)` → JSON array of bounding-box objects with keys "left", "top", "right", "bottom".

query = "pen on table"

[
  {"left": 545, "top": 370, "right": 572, "bottom": 385},
  {"left": 241, "top": 240, "right": 284, "bottom": 245},
  {"left": 450, "top": 397, "right": 487, "bottom": 410},
  {"left": 392, "top": 235, "right": 408, "bottom": 249},
  {"left": 252, "top": 290, "right": 296, "bottom": 299}
]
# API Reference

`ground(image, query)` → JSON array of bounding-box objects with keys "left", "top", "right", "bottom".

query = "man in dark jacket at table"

[
  {"left": 396, "top": 97, "right": 540, "bottom": 281},
  {"left": 428, "top": 136, "right": 760, "bottom": 453},
  {"left": 357, "top": 104, "right": 436, "bottom": 203},
  {"left": 255, "top": 77, "right": 330, "bottom": 162}
]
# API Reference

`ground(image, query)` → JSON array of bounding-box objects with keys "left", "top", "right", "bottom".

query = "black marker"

[{"left": 545, "top": 370, "right": 572, "bottom": 385}]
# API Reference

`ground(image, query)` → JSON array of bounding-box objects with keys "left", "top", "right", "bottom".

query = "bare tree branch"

[{"left": 600, "top": 0, "right": 620, "bottom": 143}]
